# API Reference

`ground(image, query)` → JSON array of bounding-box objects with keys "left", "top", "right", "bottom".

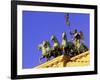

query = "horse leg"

[
  {"left": 52, "top": 50, "right": 57, "bottom": 58},
  {"left": 46, "top": 57, "right": 50, "bottom": 61},
  {"left": 46, "top": 54, "right": 51, "bottom": 61},
  {"left": 64, "top": 47, "right": 68, "bottom": 55},
  {"left": 56, "top": 49, "right": 61, "bottom": 56},
  {"left": 39, "top": 56, "right": 45, "bottom": 63}
]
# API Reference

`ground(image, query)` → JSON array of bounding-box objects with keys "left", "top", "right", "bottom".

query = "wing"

[{"left": 79, "top": 31, "right": 84, "bottom": 40}]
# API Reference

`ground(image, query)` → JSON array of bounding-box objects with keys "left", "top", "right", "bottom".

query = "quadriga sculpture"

[{"left": 38, "top": 29, "right": 89, "bottom": 62}]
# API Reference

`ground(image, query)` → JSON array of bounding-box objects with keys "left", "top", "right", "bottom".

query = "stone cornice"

[{"left": 35, "top": 51, "right": 90, "bottom": 68}]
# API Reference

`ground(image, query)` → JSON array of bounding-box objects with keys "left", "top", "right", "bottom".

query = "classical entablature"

[{"left": 35, "top": 51, "right": 90, "bottom": 68}]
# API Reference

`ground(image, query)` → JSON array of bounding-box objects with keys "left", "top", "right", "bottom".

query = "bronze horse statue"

[
  {"left": 51, "top": 35, "right": 62, "bottom": 57},
  {"left": 38, "top": 41, "right": 51, "bottom": 62}
]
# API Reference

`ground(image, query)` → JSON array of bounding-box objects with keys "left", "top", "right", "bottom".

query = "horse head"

[
  {"left": 51, "top": 35, "right": 59, "bottom": 44},
  {"left": 38, "top": 44, "right": 42, "bottom": 51},
  {"left": 62, "top": 32, "right": 67, "bottom": 40},
  {"left": 51, "top": 35, "right": 55, "bottom": 42}
]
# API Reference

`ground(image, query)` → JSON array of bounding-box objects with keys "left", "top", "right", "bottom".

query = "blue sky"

[{"left": 22, "top": 11, "right": 90, "bottom": 68}]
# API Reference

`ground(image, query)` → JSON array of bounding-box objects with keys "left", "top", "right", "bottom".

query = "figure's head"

[{"left": 74, "top": 29, "right": 77, "bottom": 33}]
